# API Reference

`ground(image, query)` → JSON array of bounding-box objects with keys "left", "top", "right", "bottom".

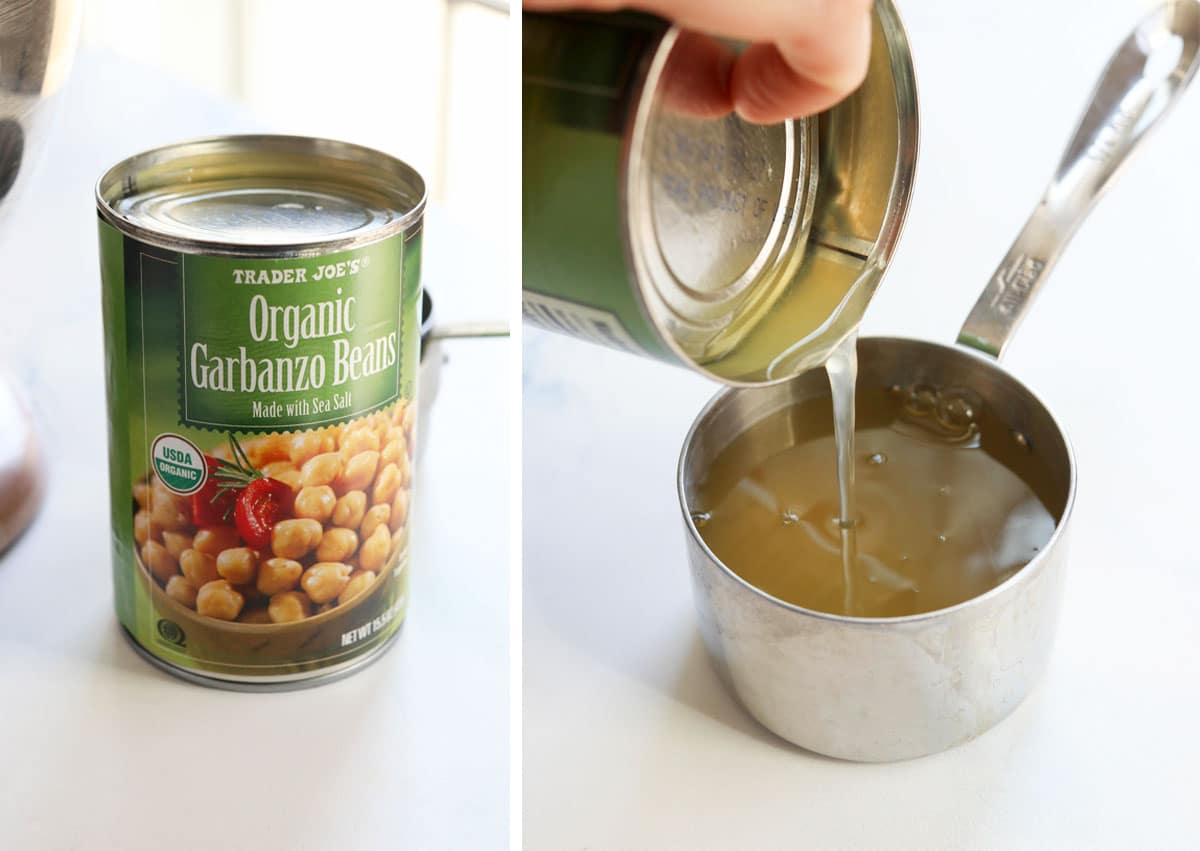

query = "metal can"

[
  {"left": 96, "top": 135, "right": 425, "bottom": 689},
  {"left": 523, "top": 1, "right": 918, "bottom": 384}
]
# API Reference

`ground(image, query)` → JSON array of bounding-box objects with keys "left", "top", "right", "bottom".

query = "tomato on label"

[
  {"left": 235, "top": 477, "right": 295, "bottom": 550},
  {"left": 191, "top": 456, "right": 238, "bottom": 526}
]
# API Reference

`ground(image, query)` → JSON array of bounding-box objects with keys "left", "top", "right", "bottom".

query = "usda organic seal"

[{"left": 150, "top": 433, "right": 206, "bottom": 496}]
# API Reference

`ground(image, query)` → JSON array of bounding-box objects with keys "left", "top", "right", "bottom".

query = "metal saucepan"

[{"left": 678, "top": 1, "right": 1200, "bottom": 761}]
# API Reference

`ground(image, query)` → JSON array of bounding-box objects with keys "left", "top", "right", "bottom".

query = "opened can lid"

[
  {"left": 96, "top": 135, "right": 426, "bottom": 258},
  {"left": 622, "top": 3, "right": 918, "bottom": 384}
]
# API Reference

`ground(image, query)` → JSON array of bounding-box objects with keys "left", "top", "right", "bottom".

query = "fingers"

[
  {"left": 658, "top": 32, "right": 735, "bottom": 119},
  {"left": 523, "top": 0, "right": 627, "bottom": 9},
  {"left": 733, "top": 8, "right": 872, "bottom": 123},
  {"left": 523, "top": 0, "right": 875, "bottom": 123}
]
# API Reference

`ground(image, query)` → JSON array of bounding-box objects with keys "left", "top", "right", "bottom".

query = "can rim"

[
  {"left": 622, "top": 28, "right": 820, "bottom": 372},
  {"left": 618, "top": 0, "right": 920, "bottom": 387},
  {"left": 95, "top": 133, "right": 427, "bottom": 258},
  {"left": 120, "top": 622, "right": 405, "bottom": 691}
]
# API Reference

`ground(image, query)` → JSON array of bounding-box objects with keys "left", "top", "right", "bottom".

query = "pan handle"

[
  {"left": 427, "top": 321, "right": 510, "bottom": 341},
  {"left": 957, "top": 1, "right": 1200, "bottom": 359}
]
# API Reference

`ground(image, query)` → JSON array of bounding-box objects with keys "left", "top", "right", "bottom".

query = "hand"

[{"left": 524, "top": 0, "right": 874, "bottom": 123}]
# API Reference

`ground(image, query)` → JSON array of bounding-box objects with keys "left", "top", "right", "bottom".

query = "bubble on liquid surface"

[
  {"left": 937, "top": 394, "right": 976, "bottom": 431},
  {"left": 938, "top": 485, "right": 951, "bottom": 496},
  {"left": 1011, "top": 430, "right": 1031, "bottom": 451},
  {"left": 937, "top": 534, "right": 947, "bottom": 544},
  {"left": 893, "top": 383, "right": 982, "bottom": 444},
  {"left": 867, "top": 452, "right": 887, "bottom": 466},
  {"left": 903, "top": 383, "right": 939, "bottom": 416},
  {"left": 691, "top": 511, "right": 711, "bottom": 528}
]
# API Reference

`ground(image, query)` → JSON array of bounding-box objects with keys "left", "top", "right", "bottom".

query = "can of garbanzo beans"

[
  {"left": 523, "top": 1, "right": 918, "bottom": 385},
  {"left": 96, "top": 136, "right": 425, "bottom": 689}
]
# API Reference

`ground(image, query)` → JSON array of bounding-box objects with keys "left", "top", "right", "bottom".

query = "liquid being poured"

[
  {"left": 693, "top": 379, "right": 1059, "bottom": 617},
  {"left": 824, "top": 333, "right": 859, "bottom": 614}
]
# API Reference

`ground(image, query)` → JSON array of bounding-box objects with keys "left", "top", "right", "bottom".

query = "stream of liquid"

[
  {"left": 694, "top": 357, "right": 1059, "bottom": 617},
  {"left": 824, "top": 333, "right": 859, "bottom": 614}
]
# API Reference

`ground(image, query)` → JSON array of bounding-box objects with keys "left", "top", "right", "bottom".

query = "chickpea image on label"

[
  {"left": 336, "top": 450, "right": 379, "bottom": 494},
  {"left": 194, "top": 526, "right": 241, "bottom": 557},
  {"left": 134, "top": 511, "right": 152, "bottom": 546},
  {"left": 197, "top": 580, "right": 244, "bottom": 621},
  {"left": 257, "top": 558, "right": 302, "bottom": 596},
  {"left": 165, "top": 575, "right": 198, "bottom": 608},
  {"left": 316, "top": 527, "right": 358, "bottom": 563},
  {"left": 289, "top": 431, "right": 324, "bottom": 466},
  {"left": 180, "top": 548, "right": 220, "bottom": 588},
  {"left": 261, "top": 460, "right": 296, "bottom": 478},
  {"left": 268, "top": 591, "right": 312, "bottom": 624},
  {"left": 380, "top": 438, "right": 405, "bottom": 467},
  {"left": 372, "top": 463, "right": 401, "bottom": 506},
  {"left": 332, "top": 490, "right": 367, "bottom": 529},
  {"left": 216, "top": 547, "right": 258, "bottom": 585},
  {"left": 361, "top": 504, "right": 390, "bottom": 540},
  {"left": 340, "top": 428, "right": 380, "bottom": 460},
  {"left": 300, "top": 452, "right": 342, "bottom": 488},
  {"left": 359, "top": 525, "right": 390, "bottom": 572},
  {"left": 294, "top": 485, "right": 337, "bottom": 521},
  {"left": 133, "top": 401, "right": 414, "bottom": 625},
  {"left": 150, "top": 494, "right": 189, "bottom": 532},
  {"left": 272, "top": 518, "right": 324, "bottom": 559},
  {"left": 390, "top": 489, "right": 409, "bottom": 532},
  {"left": 339, "top": 570, "right": 376, "bottom": 606},
  {"left": 142, "top": 540, "right": 178, "bottom": 584},
  {"left": 301, "top": 562, "right": 351, "bottom": 604},
  {"left": 162, "top": 531, "right": 193, "bottom": 560}
]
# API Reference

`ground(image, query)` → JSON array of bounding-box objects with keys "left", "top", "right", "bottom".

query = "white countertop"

[
  {"left": 523, "top": 0, "right": 1200, "bottom": 848},
  {"left": 0, "top": 52, "right": 509, "bottom": 850}
]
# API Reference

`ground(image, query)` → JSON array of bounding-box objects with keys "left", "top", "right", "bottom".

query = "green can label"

[
  {"left": 100, "top": 218, "right": 422, "bottom": 681},
  {"left": 179, "top": 246, "right": 403, "bottom": 431}
]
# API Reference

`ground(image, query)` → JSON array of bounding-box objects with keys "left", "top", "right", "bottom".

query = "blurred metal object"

[
  {"left": 0, "top": 0, "right": 78, "bottom": 218},
  {"left": 0, "top": 0, "right": 79, "bottom": 553},
  {"left": 418, "top": 290, "right": 440, "bottom": 460},
  {"left": 417, "top": 289, "right": 509, "bottom": 460},
  {"left": 0, "top": 373, "right": 39, "bottom": 553},
  {"left": 429, "top": 320, "right": 510, "bottom": 340}
]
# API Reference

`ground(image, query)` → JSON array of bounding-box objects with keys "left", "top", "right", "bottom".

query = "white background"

[
  {"left": 81, "top": 0, "right": 509, "bottom": 222},
  {"left": 0, "top": 9, "right": 510, "bottom": 850},
  {"left": 523, "top": 0, "right": 1200, "bottom": 848}
]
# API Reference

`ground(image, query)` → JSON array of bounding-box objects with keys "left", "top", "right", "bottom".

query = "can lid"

[
  {"left": 96, "top": 135, "right": 426, "bottom": 257},
  {"left": 623, "top": 3, "right": 918, "bottom": 385},
  {"left": 625, "top": 30, "right": 818, "bottom": 371}
]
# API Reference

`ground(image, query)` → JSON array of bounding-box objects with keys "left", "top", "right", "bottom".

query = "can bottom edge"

[{"left": 119, "top": 622, "right": 405, "bottom": 692}]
